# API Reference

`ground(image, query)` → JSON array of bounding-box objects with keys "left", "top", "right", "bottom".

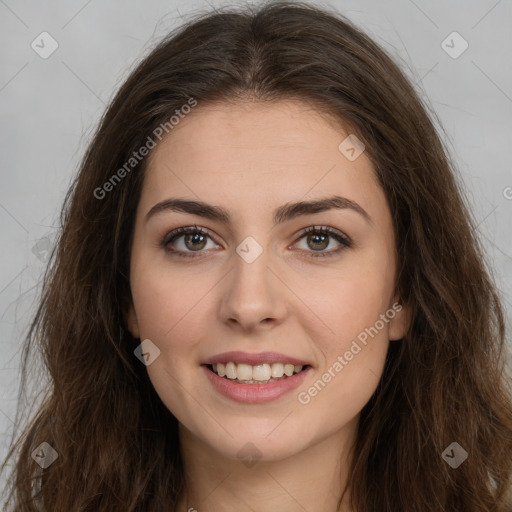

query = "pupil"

[
  {"left": 186, "top": 233, "right": 206, "bottom": 251},
  {"left": 309, "top": 233, "right": 328, "bottom": 250}
]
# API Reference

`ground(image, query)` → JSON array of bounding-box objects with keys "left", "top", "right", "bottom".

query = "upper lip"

[{"left": 202, "top": 351, "right": 312, "bottom": 367}]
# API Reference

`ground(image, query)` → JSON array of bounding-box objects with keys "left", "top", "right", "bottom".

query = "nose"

[{"left": 218, "top": 244, "right": 288, "bottom": 332}]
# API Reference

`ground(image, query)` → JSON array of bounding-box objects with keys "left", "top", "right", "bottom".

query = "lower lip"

[{"left": 202, "top": 365, "right": 312, "bottom": 404}]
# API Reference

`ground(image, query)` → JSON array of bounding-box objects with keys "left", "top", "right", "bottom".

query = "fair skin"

[{"left": 126, "top": 99, "right": 410, "bottom": 512}]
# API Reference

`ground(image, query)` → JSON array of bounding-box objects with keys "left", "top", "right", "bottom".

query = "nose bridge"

[{"left": 219, "top": 238, "right": 286, "bottom": 328}]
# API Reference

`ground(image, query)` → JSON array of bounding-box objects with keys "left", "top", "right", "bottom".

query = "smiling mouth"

[{"left": 205, "top": 362, "right": 311, "bottom": 384}]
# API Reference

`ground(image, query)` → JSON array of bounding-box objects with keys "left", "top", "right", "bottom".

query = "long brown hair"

[{"left": 2, "top": 2, "right": 511, "bottom": 510}]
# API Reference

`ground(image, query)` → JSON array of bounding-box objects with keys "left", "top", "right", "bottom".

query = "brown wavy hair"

[{"left": 2, "top": 1, "right": 512, "bottom": 510}]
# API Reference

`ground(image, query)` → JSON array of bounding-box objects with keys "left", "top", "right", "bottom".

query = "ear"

[
  {"left": 387, "top": 294, "right": 411, "bottom": 341},
  {"left": 125, "top": 302, "right": 140, "bottom": 340}
]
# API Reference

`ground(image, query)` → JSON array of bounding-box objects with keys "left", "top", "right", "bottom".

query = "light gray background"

[{"left": 1, "top": 0, "right": 511, "bottom": 488}]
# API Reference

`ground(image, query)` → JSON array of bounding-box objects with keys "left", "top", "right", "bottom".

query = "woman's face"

[{"left": 126, "top": 99, "right": 409, "bottom": 462}]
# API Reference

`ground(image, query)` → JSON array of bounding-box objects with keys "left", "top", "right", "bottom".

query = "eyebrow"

[{"left": 145, "top": 195, "right": 373, "bottom": 226}]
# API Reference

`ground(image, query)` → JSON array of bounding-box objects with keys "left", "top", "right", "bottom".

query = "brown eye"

[
  {"left": 294, "top": 226, "right": 351, "bottom": 258},
  {"left": 161, "top": 226, "right": 219, "bottom": 257},
  {"left": 306, "top": 231, "right": 330, "bottom": 251},
  {"left": 182, "top": 232, "right": 208, "bottom": 251}
]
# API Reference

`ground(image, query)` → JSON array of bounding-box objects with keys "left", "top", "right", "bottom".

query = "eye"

[
  {"left": 160, "top": 225, "right": 220, "bottom": 257},
  {"left": 160, "top": 225, "right": 351, "bottom": 259},
  {"left": 293, "top": 225, "right": 351, "bottom": 258}
]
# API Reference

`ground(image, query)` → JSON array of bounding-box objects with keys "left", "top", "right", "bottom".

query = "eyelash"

[{"left": 160, "top": 225, "right": 351, "bottom": 259}]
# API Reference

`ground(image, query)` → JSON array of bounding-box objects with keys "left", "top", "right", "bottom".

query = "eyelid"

[
  {"left": 161, "top": 225, "right": 220, "bottom": 249},
  {"left": 295, "top": 225, "right": 352, "bottom": 245}
]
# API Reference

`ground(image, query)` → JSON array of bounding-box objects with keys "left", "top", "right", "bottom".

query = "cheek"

[
  {"left": 303, "top": 243, "right": 394, "bottom": 408},
  {"left": 130, "top": 253, "right": 211, "bottom": 339},
  {"left": 313, "top": 247, "right": 396, "bottom": 342},
  {"left": 300, "top": 324, "right": 390, "bottom": 420},
  {"left": 130, "top": 262, "right": 208, "bottom": 401}
]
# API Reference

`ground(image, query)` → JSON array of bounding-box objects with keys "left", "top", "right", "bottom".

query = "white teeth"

[
  {"left": 236, "top": 363, "right": 253, "bottom": 381},
  {"left": 284, "top": 364, "right": 294, "bottom": 376},
  {"left": 210, "top": 361, "right": 305, "bottom": 381},
  {"left": 252, "top": 364, "right": 271, "bottom": 381},
  {"left": 271, "top": 363, "right": 284, "bottom": 378},
  {"left": 225, "top": 362, "right": 237, "bottom": 379}
]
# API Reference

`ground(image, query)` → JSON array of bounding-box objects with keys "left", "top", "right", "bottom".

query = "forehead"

[
  {"left": 140, "top": 99, "right": 385, "bottom": 222},
  {"left": 149, "top": 99, "right": 354, "bottom": 167}
]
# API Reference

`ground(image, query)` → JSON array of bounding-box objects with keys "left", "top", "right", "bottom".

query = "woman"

[{"left": 2, "top": 1, "right": 511, "bottom": 510}]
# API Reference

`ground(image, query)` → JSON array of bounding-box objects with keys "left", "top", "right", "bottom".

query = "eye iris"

[
  {"left": 308, "top": 232, "right": 329, "bottom": 251},
  {"left": 185, "top": 233, "right": 207, "bottom": 251}
]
